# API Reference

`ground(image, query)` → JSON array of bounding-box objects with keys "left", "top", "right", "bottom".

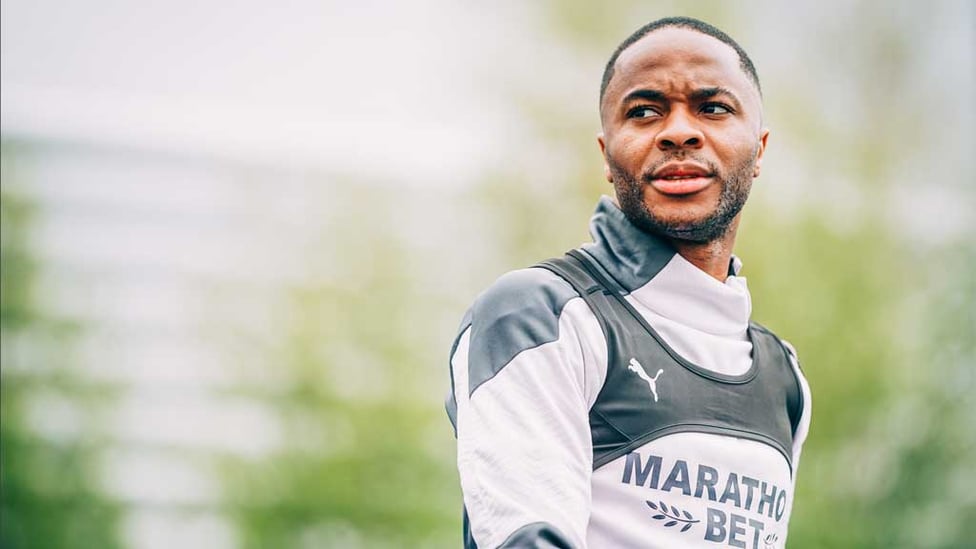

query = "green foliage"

[
  {"left": 0, "top": 188, "right": 37, "bottom": 331},
  {"left": 1, "top": 177, "right": 122, "bottom": 549},
  {"left": 218, "top": 192, "right": 460, "bottom": 548},
  {"left": 222, "top": 398, "right": 455, "bottom": 548}
]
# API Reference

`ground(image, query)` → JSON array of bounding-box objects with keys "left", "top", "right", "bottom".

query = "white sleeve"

[
  {"left": 449, "top": 269, "right": 606, "bottom": 548},
  {"left": 781, "top": 339, "right": 812, "bottom": 470}
]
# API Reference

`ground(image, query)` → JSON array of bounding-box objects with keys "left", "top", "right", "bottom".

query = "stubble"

[{"left": 608, "top": 149, "right": 757, "bottom": 243}]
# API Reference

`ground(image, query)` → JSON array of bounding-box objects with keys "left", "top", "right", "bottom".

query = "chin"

[{"left": 647, "top": 206, "right": 715, "bottom": 226}]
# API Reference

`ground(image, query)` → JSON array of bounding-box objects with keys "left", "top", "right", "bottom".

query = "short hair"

[{"left": 599, "top": 16, "right": 762, "bottom": 108}]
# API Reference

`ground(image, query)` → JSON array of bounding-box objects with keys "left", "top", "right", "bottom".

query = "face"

[{"left": 598, "top": 27, "right": 769, "bottom": 243}]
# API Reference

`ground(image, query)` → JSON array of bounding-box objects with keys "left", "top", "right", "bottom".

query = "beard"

[{"left": 608, "top": 149, "right": 757, "bottom": 243}]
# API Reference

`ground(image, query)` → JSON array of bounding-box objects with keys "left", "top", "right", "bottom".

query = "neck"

[{"left": 667, "top": 218, "right": 741, "bottom": 281}]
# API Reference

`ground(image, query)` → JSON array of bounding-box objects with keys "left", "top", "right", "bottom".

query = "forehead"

[{"left": 607, "top": 27, "right": 756, "bottom": 103}]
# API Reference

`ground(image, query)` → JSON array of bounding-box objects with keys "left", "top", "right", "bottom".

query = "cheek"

[
  {"left": 610, "top": 134, "right": 655, "bottom": 169},
  {"left": 712, "top": 131, "right": 760, "bottom": 165}
]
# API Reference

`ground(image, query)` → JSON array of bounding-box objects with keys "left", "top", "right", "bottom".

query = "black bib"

[{"left": 537, "top": 250, "right": 804, "bottom": 471}]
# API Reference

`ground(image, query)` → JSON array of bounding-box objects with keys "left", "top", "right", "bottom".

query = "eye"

[
  {"left": 700, "top": 103, "right": 733, "bottom": 115},
  {"left": 626, "top": 105, "right": 661, "bottom": 119}
]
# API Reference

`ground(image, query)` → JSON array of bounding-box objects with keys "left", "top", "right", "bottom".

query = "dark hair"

[{"left": 599, "top": 16, "right": 762, "bottom": 107}]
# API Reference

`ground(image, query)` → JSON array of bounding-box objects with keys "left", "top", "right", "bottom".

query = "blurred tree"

[
  {"left": 1, "top": 146, "right": 121, "bottom": 549},
  {"left": 218, "top": 184, "right": 460, "bottom": 548},
  {"left": 867, "top": 243, "right": 975, "bottom": 548}
]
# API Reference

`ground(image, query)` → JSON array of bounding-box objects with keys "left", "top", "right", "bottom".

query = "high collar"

[
  {"left": 580, "top": 196, "right": 752, "bottom": 337},
  {"left": 580, "top": 196, "right": 676, "bottom": 292}
]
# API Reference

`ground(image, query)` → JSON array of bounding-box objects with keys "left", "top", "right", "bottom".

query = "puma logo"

[{"left": 628, "top": 358, "right": 663, "bottom": 402}]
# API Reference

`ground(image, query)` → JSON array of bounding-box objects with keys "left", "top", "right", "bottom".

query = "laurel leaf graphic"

[
  {"left": 646, "top": 501, "right": 658, "bottom": 511},
  {"left": 664, "top": 520, "right": 678, "bottom": 527},
  {"left": 681, "top": 523, "right": 693, "bottom": 533},
  {"left": 652, "top": 514, "right": 665, "bottom": 520},
  {"left": 671, "top": 505, "right": 682, "bottom": 515},
  {"left": 682, "top": 510, "right": 693, "bottom": 520},
  {"left": 659, "top": 501, "right": 669, "bottom": 514}
]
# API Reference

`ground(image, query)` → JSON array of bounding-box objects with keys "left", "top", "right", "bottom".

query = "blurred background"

[{"left": 1, "top": 0, "right": 973, "bottom": 547}]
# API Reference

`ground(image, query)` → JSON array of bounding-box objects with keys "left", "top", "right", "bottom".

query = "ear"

[
  {"left": 752, "top": 128, "right": 770, "bottom": 178},
  {"left": 597, "top": 132, "right": 612, "bottom": 182}
]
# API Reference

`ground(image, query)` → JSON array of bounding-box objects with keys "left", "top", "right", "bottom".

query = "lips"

[{"left": 650, "top": 163, "right": 714, "bottom": 196}]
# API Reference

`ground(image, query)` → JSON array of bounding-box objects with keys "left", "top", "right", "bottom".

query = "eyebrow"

[
  {"left": 621, "top": 87, "right": 743, "bottom": 109},
  {"left": 689, "top": 87, "right": 742, "bottom": 109},
  {"left": 621, "top": 89, "right": 668, "bottom": 104}
]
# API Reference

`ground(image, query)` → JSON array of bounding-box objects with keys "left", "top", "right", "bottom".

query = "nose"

[{"left": 655, "top": 108, "right": 704, "bottom": 151}]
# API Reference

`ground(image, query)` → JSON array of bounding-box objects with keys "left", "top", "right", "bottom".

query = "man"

[{"left": 446, "top": 16, "right": 811, "bottom": 549}]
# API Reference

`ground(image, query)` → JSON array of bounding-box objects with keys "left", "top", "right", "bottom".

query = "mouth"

[{"left": 649, "top": 163, "right": 715, "bottom": 196}]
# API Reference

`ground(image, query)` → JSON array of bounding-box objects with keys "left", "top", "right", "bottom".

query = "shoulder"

[
  {"left": 459, "top": 267, "right": 582, "bottom": 395},
  {"left": 470, "top": 267, "right": 579, "bottom": 327},
  {"left": 750, "top": 323, "right": 808, "bottom": 385},
  {"left": 750, "top": 322, "right": 799, "bottom": 362},
  {"left": 750, "top": 322, "right": 811, "bottom": 436}
]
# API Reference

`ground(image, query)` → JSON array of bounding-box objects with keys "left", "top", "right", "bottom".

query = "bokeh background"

[{"left": 1, "top": 1, "right": 973, "bottom": 547}]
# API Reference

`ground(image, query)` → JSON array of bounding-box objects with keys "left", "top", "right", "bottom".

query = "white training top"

[{"left": 447, "top": 196, "right": 812, "bottom": 549}]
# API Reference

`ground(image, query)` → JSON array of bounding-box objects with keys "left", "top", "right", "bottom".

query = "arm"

[
  {"left": 448, "top": 268, "right": 605, "bottom": 548},
  {"left": 780, "top": 340, "right": 812, "bottom": 467}
]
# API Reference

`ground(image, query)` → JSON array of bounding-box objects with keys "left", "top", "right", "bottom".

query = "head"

[{"left": 597, "top": 17, "right": 769, "bottom": 243}]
